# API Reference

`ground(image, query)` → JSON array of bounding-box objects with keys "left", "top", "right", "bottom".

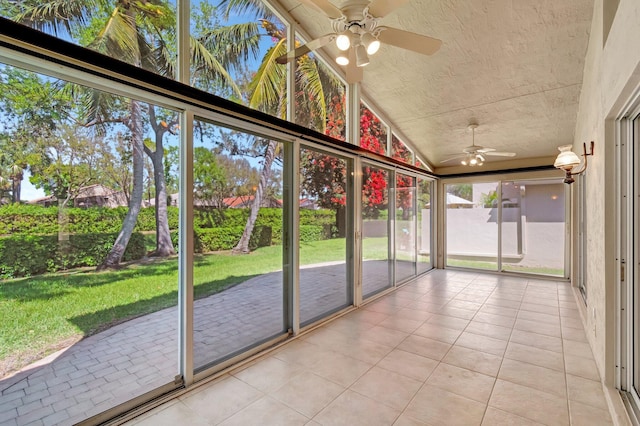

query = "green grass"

[{"left": 0, "top": 244, "right": 294, "bottom": 375}]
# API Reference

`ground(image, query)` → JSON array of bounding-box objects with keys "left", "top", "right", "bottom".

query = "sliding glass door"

[{"left": 445, "top": 179, "right": 566, "bottom": 276}]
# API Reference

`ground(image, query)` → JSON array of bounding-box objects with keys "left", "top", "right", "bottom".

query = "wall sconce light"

[{"left": 553, "top": 141, "right": 594, "bottom": 184}]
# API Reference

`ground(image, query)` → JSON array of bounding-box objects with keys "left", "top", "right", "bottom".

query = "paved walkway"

[{"left": 0, "top": 261, "right": 392, "bottom": 426}]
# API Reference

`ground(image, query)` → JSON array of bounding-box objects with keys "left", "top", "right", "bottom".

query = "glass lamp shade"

[
  {"left": 336, "top": 54, "right": 349, "bottom": 66},
  {"left": 336, "top": 33, "right": 351, "bottom": 51},
  {"left": 355, "top": 45, "right": 369, "bottom": 67},
  {"left": 554, "top": 145, "right": 581, "bottom": 170},
  {"left": 361, "top": 32, "right": 380, "bottom": 55}
]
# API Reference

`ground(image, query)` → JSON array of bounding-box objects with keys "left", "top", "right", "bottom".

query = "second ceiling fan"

[{"left": 276, "top": 0, "right": 442, "bottom": 83}]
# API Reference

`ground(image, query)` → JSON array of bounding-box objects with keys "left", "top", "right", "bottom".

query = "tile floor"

[{"left": 127, "top": 270, "right": 613, "bottom": 426}]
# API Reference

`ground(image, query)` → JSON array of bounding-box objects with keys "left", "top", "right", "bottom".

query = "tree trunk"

[
  {"left": 233, "top": 139, "right": 276, "bottom": 254},
  {"left": 148, "top": 131, "right": 175, "bottom": 257},
  {"left": 98, "top": 99, "right": 145, "bottom": 270}
]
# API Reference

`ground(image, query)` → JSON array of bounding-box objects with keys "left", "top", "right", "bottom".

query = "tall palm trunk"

[
  {"left": 147, "top": 131, "right": 175, "bottom": 257},
  {"left": 233, "top": 139, "right": 276, "bottom": 253},
  {"left": 99, "top": 99, "right": 145, "bottom": 269}
]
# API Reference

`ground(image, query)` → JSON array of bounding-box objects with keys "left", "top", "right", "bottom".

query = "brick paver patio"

[{"left": 0, "top": 260, "right": 392, "bottom": 425}]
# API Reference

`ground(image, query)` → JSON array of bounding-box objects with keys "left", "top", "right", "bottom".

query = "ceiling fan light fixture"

[
  {"left": 336, "top": 32, "right": 351, "bottom": 51},
  {"left": 355, "top": 44, "right": 370, "bottom": 67},
  {"left": 361, "top": 32, "right": 380, "bottom": 55},
  {"left": 336, "top": 54, "right": 349, "bottom": 66}
]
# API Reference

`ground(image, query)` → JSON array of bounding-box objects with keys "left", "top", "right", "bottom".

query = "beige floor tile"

[
  {"left": 566, "top": 374, "right": 607, "bottom": 410},
  {"left": 359, "top": 325, "right": 409, "bottom": 347},
  {"left": 446, "top": 299, "right": 483, "bottom": 311},
  {"left": 397, "top": 334, "right": 452, "bottom": 361},
  {"left": 325, "top": 317, "right": 377, "bottom": 338},
  {"left": 522, "top": 296, "right": 559, "bottom": 307},
  {"left": 473, "top": 311, "right": 517, "bottom": 328},
  {"left": 392, "top": 414, "right": 430, "bottom": 425},
  {"left": 350, "top": 366, "right": 422, "bottom": 410},
  {"left": 479, "top": 304, "right": 519, "bottom": 318},
  {"left": 403, "top": 300, "right": 446, "bottom": 313},
  {"left": 489, "top": 379, "right": 569, "bottom": 425},
  {"left": 455, "top": 331, "right": 507, "bottom": 356},
  {"left": 563, "top": 339, "right": 594, "bottom": 359},
  {"left": 481, "top": 407, "right": 545, "bottom": 426},
  {"left": 513, "top": 318, "right": 562, "bottom": 337},
  {"left": 413, "top": 322, "right": 462, "bottom": 344},
  {"left": 504, "top": 341, "right": 565, "bottom": 372},
  {"left": 509, "top": 329, "right": 563, "bottom": 353},
  {"left": 394, "top": 307, "right": 433, "bottom": 322},
  {"left": 377, "top": 349, "right": 439, "bottom": 381},
  {"left": 561, "top": 316, "right": 584, "bottom": 330},
  {"left": 306, "top": 351, "right": 372, "bottom": 387},
  {"left": 313, "top": 389, "right": 400, "bottom": 426},
  {"left": 498, "top": 358, "right": 566, "bottom": 397},
  {"left": 559, "top": 307, "right": 581, "bottom": 318},
  {"left": 442, "top": 345, "right": 503, "bottom": 377},
  {"left": 404, "top": 384, "right": 486, "bottom": 426},
  {"left": 301, "top": 328, "right": 352, "bottom": 349},
  {"left": 233, "top": 355, "right": 304, "bottom": 393},
  {"left": 437, "top": 306, "right": 478, "bottom": 320},
  {"left": 426, "top": 314, "right": 470, "bottom": 330},
  {"left": 133, "top": 401, "right": 210, "bottom": 426},
  {"left": 333, "top": 336, "right": 394, "bottom": 365},
  {"left": 562, "top": 326, "right": 588, "bottom": 342},
  {"left": 219, "top": 396, "right": 309, "bottom": 426},
  {"left": 465, "top": 320, "right": 513, "bottom": 341},
  {"left": 564, "top": 354, "right": 600, "bottom": 381},
  {"left": 517, "top": 309, "right": 561, "bottom": 325},
  {"left": 486, "top": 295, "right": 523, "bottom": 306},
  {"left": 179, "top": 375, "right": 263, "bottom": 425},
  {"left": 270, "top": 371, "right": 345, "bottom": 418},
  {"left": 364, "top": 300, "right": 402, "bottom": 315},
  {"left": 519, "top": 302, "right": 559, "bottom": 316},
  {"left": 426, "top": 362, "right": 496, "bottom": 403},
  {"left": 273, "top": 340, "right": 335, "bottom": 368},
  {"left": 568, "top": 400, "right": 614, "bottom": 426},
  {"left": 346, "top": 309, "right": 389, "bottom": 325},
  {"left": 378, "top": 316, "right": 424, "bottom": 333}
]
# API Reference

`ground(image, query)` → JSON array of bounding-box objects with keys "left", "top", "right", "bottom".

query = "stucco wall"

[{"left": 573, "top": 0, "right": 640, "bottom": 394}]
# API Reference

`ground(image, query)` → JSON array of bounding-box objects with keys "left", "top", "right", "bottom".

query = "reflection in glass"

[
  {"left": 446, "top": 182, "right": 499, "bottom": 270},
  {"left": 299, "top": 147, "right": 351, "bottom": 324},
  {"left": 192, "top": 120, "right": 285, "bottom": 370},
  {"left": 501, "top": 179, "right": 565, "bottom": 276},
  {"left": 417, "top": 177, "right": 432, "bottom": 274},
  {"left": 395, "top": 173, "right": 416, "bottom": 282},
  {"left": 362, "top": 164, "right": 391, "bottom": 297},
  {"left": 392, "top": 134, "right": 413, "bottom": 164}
]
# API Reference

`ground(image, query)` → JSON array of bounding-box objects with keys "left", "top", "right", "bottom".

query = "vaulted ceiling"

[{"left": 276, "top": 0, "right": 593, "bottom": 174}]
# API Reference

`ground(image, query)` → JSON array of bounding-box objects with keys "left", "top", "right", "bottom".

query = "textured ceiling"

[{"left": 276, "top": 0, "right": 593, "bottom": 173}]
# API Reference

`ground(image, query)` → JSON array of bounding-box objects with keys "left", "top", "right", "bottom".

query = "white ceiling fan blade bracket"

[{"left": 331, "top": 17, "right": 349, "bottom": 33}]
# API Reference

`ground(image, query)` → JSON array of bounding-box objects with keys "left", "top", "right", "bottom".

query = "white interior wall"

[{"left": 573, "top": 0, "right": 640, "bottom": 421}]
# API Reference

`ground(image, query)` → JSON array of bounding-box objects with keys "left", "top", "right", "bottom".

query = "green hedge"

[{"left": 0, "top": 232, "right": 146, "bottom": 278}]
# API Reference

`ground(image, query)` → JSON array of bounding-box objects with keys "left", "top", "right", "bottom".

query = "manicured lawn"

[
  {"left": 446, "top": 258, "right": 564, "bottom": 276},
  {"left": 0, "top": 240, "right": 349, "bottom": 376}
]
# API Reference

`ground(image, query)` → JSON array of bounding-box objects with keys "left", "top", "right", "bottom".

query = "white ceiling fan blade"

[
  {"left": 298, "top": 0, "right": 343, "bottom": 19},
  {"left": 485, "top": 151, "right": 516, "bottom": 157},
  {"left": 344, "top": 48, "right": 363, "bottom": 84},
  {"left": 377, "top": 27, "right": 442, "bottom": 56},
  {"left": 367, "top": 0, "right": 410, "bottom": 18},
  {"left": 275, "top": 33, "right": 336, "bottom": 64},
  {"left": 440, "top": 155, "right": 466, "bottom": 164},
  {"left": 477, "top": 147, "right": 496, "bottom": 153}
]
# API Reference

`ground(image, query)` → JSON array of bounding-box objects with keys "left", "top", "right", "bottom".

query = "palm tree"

[
  {"left": 10, "top": 0, "right": 259, "bottom": 266},
  {"left": 217, "top": 0, "right": 345, "bottom": 253}
]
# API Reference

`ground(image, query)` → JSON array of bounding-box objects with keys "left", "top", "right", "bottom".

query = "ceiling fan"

[
  {"left": 275, "top": 0, "right": 442, "bottom": 83},
  {"left": 441, "top": 122, "right": 516, "bottom": 166}
]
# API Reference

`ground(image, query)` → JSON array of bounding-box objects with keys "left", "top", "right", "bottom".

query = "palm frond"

[
  {"left": 248, "top": 38, "right": 288, "bottom": 114},
  {"left": 297, "top": 57, "right": 327, "bottom": 131},
  {"left": 13, "top": 0, "right": 92, "bottom": 36},
  {"left": 218, "top": 0, "right": 276, "bottom": 21},
  {"left": 191, "top": 36, "right": 242, "bottom": 98},
  {"left": 207, "top": 22, "right": 262, "bottom": 67},
  {"left": 89, "top": 9, "right": 141, "bottom": 64}
]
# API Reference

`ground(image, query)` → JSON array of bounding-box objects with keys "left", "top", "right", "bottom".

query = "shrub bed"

[{"left": 0, "top": 232, "right": 146, "bottom": 278}]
